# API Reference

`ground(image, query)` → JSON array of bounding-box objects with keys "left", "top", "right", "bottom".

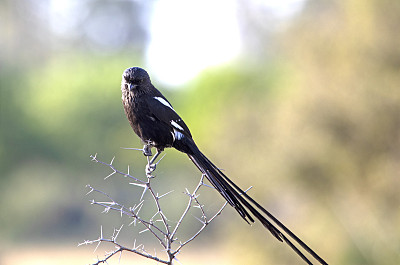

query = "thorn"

[
  {"left": 201, "top": 183, "right": 216, "bottom": 189},
  {"left": 135, "top": 243, "right": 143, "bottom": 251},
  {"left": 97, "top": 201, "right": 116, "bottom": 206},
  {"left": 155, "top": 153, "right": 167, "bottom": 165},
  {"left": 86, "top": 185, "right": 94, "bottom": 195},
  {"left": 134, "top": 203, "right": 144, "bottom": 217},
  {"left": 114, "top": 224, "right": 123, "bottom": 240},
  {"left": 158, "top": 190, "right": 174, "bottom": 199},
  {"left": 132, "top": 200, "right": 144, "bottom": 212},
  {"left": 130, "top": 182, "right": 147, "bottom": 189},
  {"left": 150, "top": 211, "right": 159, "bottom": 222},
  {"left": 139, "top": 185, "right": 149, "bottom": 201},
  {"left": 93, "top": 227, "right": 103, "bottom": 253},
  {"left": 193, "top": 215, "right": 206, "bottom": 225},
  {"left": 184, "top": 188, "right": 190, "bottom": 195},
  {"left": 120, "top": 147, "right": 143, "bottom": 151},
  {"left": 139, "top": 228, "right": 149, "bottom": 234},
  {"left": 242, "top": 186, "right": 253, "bottom": 194},
  {"left": 104, "top": 170, "right": 116, "bottom": 180}
]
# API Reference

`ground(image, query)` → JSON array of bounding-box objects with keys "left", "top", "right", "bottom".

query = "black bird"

[{"left": 121, "top": 67, "right": 328, "bottom": 265}]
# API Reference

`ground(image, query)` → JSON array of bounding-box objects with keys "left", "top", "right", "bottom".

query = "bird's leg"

[
  {"left": 146, "top": 150, "right": 162, "bottom": 175},
  {"left": 149, "top": 150, "right": 161, "bottom": 165}
]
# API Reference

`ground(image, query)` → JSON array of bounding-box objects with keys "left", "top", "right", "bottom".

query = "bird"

[{"left": 120, "top": 66, "right": 328, "bottom": 265}]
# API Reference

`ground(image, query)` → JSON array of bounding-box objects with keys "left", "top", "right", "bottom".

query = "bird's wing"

[{"left": 147, "top": 96, "right": 192, "bottom": 138}]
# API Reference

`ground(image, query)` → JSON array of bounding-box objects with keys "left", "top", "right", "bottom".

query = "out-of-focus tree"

[
  {"left": 0, "top": 0, "right": 151, "bottom": 175},
  {"left": 179, "top": 0, "right": 400, "bottom": 264},
  {"left": 0, "top": 0, "right": 149, "bottom": 64},
  {"left": 0, "top": 0, "right": 151, "bottom": 242},
  {"left": 276, "top": 1, "right": 400, "bottom": 264}
]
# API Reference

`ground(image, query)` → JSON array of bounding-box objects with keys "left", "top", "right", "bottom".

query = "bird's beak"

[{"left": 129, "top": 84, "right": 137, "bottom": 91}]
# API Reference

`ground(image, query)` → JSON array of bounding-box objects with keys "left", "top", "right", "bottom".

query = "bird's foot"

[
  {"left": 146, "top": 163, "right": 157, "bottom": 176},
  {"left": 145, "top": 150, "right": 164, "bottom": 176},
  {"left": 143, "top": 144, "right": 153, "bottom": 156}
]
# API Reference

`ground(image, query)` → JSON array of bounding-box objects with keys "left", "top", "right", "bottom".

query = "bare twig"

[{"left": 81, "top": 153, "right": 228, "bottom": 265}]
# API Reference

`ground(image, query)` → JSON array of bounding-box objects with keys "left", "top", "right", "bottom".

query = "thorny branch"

[{"left": 80, "top": 153, "right": 228, "bottom": 265}]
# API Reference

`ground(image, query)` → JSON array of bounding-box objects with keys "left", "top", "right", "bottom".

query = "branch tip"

[{"left": 90, "top": 153, "right": 98, "bottom": 161}]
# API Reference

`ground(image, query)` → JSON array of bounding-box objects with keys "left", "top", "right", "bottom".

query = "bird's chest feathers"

[{"left": 122, "top": 94, "right": 145, "bottom": 134}]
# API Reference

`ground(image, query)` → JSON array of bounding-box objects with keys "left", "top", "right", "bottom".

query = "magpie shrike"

[{"left": 121, "top": 67, "right": 328, "bottom": 265}]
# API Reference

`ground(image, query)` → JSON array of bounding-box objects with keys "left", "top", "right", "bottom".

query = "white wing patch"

[
  {"left": 173, "top": 129, "right": 184, "bottom": 140},
  {"left": 154, "top": 97, "right": 174, "bottom": 110},
  {"left": 154, "top": 96, "right": 184, "bottom": 141},
  {"left": 171, "top": 120, "right": 183, "bottom": 131}
]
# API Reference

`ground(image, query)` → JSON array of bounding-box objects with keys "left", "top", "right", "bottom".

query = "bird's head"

[{"left": 122, "top": 67, "right": 151, "bottom": 92}]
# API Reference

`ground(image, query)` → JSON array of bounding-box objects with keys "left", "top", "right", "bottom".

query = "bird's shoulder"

[{"left": 143, "top": 94, "right": 192, "bottom": 138}]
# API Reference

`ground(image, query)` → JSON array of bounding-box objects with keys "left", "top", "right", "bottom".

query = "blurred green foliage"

[{"left": 1, "top": 0, "right": 399, "bottom": 264}]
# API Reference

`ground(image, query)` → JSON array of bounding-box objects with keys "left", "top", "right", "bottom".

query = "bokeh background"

[{"left": 1, "top": 0, "right": 399, "bottom": 264}]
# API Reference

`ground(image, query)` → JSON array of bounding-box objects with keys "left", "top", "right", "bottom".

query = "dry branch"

[{"left": 80, "top": 153, "right": 228, "bottom": 265}]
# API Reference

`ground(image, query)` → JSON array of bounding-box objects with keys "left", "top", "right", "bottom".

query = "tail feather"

[
  {"left": 183, "top": 138, "right": 328, "bottom": 265},
  {"left": 202, "top": 154, "right": 328, "bottom": 265},
  {"left": 189, "top": 152, "right": 284, "bottom": 241},
  {"left": 188, "top": 153, "right": 254, "bottom": 224}
]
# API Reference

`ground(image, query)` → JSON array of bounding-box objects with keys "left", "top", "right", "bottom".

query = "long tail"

[{"left": 182, "top": 139, "right": 328, "bottom": 265}]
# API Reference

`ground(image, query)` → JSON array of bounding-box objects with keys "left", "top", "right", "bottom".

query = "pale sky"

[
  {"left": 146, "top": 0, "right": 305, "bottom": 86},
  {"left": 146, "top": 0, "right": 241, "bottom": 86},
  {"left": 48, "top": 0, "right": 305, "bottom": 86}
]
